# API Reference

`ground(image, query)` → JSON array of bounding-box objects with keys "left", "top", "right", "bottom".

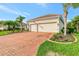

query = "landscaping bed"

[
  {"left": 50, "top": 33, "right": 75, "bottom": 42},
  {"left": 37, "top": 33, "right": 79, "bottom": 56}
]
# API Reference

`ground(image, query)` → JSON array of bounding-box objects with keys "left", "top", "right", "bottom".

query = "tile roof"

[{"left": 28, "top": 14, "right": 62, "bottom": 22}]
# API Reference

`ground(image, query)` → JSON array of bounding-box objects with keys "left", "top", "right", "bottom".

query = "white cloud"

[
  {"left": 67, "top": 20, "right": 71, "bottom": 22},
  {"left": 0, "top": 5, "right": 18, "bottom": 14},
  {"left": 0, "top": 5, "right": 30, "bottom": 17},
  {"left": 36, "top": 3, "right": 48, "bottom": 7},
  {"left": 22, "top": 12, "right": 30, "bottom": 16}
]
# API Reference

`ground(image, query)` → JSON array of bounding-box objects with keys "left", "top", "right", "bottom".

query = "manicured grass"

[
  {"left": 37, "top": 33, "right": 79, "bottom": 56},
  {"left": 0, "top": 31, "right": 12, "bottom": 36},
  {"left": 0, "top": 30, "right": 20, "bottom": 36}
]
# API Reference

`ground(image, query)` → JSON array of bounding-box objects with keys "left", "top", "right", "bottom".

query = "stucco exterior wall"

[
  {"left": 58, "top": 17, "right": 64, "bottom": 32},
  {"left": 59, "top": 20, "right": 63, "bottom": 31}
]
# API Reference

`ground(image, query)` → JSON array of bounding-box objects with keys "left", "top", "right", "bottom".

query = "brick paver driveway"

[{"left": 0, "top": 32, "right": 52, "bottom": 56}]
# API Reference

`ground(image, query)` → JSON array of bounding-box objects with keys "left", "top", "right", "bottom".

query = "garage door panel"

[
  {"left": 38, "top": 23, "right": 58, "bottom": 32},
  {"left": 30, "top": 24, "right": 37, "bottom": 32}
]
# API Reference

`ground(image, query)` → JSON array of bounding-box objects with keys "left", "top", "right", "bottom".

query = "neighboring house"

[
  {"left": 27, "top": 14, "right": 64, "bottom": 33},
  {"left": 0, "top": 25, "right": 8, "bottom": 30},
  {"left": 0, "top": 23, "right": 27, "bottom": 31},
  {"left": 22, "top": 23, "right": 27, "bottom": 30},
  {"left": 13, "top": 22, "right": 27, "bottom": 30}
]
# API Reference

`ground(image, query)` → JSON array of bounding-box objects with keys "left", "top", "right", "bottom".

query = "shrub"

[
  {"left": 61, "top": 27, "right": 75, "bottom": 34},
  {"left": 26, "top": 28, "right": 29, "bottom": 32},
  {"left": 67, "top": 28, "right": 75, "bottom": 34}
]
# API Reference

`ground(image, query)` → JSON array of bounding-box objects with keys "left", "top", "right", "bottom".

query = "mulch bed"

[{"left": 50, "top": 33, "right": 75, "bottom": 42}]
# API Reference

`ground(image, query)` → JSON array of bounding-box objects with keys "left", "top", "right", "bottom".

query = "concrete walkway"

[{"left": 0, "top": 32, "right": 52, "bottom": 56}]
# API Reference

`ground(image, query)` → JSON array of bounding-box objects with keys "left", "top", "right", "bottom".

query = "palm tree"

[
  {"left": 63, "top": 3, "right": 79, "bottom": 36},
  {"left": 16, "top": 15, "right": 25, "bottom": 32},
  {"left": 63, "top": 4, "right": 69, "bottom": 36},
  {"left": 11, "top": 21, "right": 19, "bottom": 32}
]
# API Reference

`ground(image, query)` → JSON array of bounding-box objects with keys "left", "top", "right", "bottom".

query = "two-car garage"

[
  {"left": 30, "top": 22, "right": 59, "bottom": 32},
  {"left": 28, "top": 14, "right": 63, "bottom": 33}
]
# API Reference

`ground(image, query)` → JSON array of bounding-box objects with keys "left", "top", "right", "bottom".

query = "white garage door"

[
  {"left": 38, "top": 23, "right": 59, "bottom": 32},
  {"left": 30, "top": 24, "right": 37, "bottom": 32}
]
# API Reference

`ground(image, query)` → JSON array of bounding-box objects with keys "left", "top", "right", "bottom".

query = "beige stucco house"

[
  {"left": 0, "top": 25, "right": 8, "bottom": 30},
  {"left": 27, "top": 14, "right": 64, "bottom": 33}
]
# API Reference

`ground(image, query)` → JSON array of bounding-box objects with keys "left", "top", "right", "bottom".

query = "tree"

[
  {"left": 0, "top": 21, "right": 5, "bottom": 30},
  {"left": 67, "top": 21, "right": 75, "bottom": 33},
  {"left": 4, "top": 20, "right": 13, "bottom": 31},
  {"left": 10, "top": 21, "right": 19, "bottom": 32},
  {"left": 4, "top": 20, "right": 18, "bottom": 32},
  {"left": 16, "top": 15, "right": 25, "bottom": 32},
  {"left": 0, "top": 21, "right": 4, "bottom": 26},
  {"left": 63, "top": 3, "right": 79, "bottom": 36},
  {"left": 72, "top": 16, "right": 79, "bottom": 32},
  {"left": 63, "top": 4, "right": 69, "bottom": 36},
  {"left": 0, "top": 21, "right": 4, "bottom": 24}
]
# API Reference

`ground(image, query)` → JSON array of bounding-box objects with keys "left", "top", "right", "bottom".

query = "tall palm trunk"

[{"left": 64, "top": 11, "right": 67, "bottom": 36}]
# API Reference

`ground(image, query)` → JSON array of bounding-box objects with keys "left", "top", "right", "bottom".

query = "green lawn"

[
  {"left": 0, "top": 30, "right": 20, "bottom": 36},
  {"left": 0, "top": 31, "right": 13, "bottom": 36},
  {"left": 37, "top": 33, "right": 79, "bottom": 56}
]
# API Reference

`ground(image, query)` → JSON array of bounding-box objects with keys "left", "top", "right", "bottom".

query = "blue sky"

[{"left": 0, "top": 3, "right": 79, "bottom": 22}]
